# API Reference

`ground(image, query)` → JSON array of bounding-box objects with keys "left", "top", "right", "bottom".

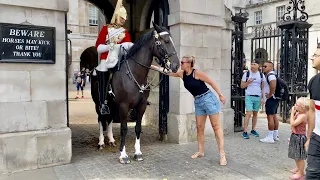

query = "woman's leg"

[
  {"left": 191, "top": 115, "right": 207, "bottom": 158},
  {"left": 209, "top": 113, "right": 227, "bottom": 165}
]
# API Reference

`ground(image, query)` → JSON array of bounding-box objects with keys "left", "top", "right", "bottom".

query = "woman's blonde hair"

[{"left": 182, "top": 55, "right": 196, "bottom": 67}]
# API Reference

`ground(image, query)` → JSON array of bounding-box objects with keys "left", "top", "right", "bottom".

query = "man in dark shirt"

[{"left": 305, "top": 44, "right": 320, "bottom": 179}]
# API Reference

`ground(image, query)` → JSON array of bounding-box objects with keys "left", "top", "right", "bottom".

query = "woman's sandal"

[
  {"left": 220, "top": 153, "right": 227, "bottom": 166},
  {"left": 191, "top": 152, "right": 204, "bottom": 159}
]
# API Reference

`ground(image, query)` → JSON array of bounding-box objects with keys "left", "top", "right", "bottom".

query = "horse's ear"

[{"left": 152, "top": 21, "right": 162, "bottom": 33}]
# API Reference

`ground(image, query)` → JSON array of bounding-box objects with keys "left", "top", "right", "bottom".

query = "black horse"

[{"left": 85, "top": 22, "right": 180, "bottom": 164}]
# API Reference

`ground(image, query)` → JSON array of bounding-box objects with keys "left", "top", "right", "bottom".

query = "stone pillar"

[
  {"left": 167, "top": 0, "right": 234, "bottom": 143},
  {"left": 0, "top": 0, "right": 71, "bottom": 174}
]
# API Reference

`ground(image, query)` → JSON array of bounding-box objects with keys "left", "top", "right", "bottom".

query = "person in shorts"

[
  {"left": 75, "top": 72, "right": 85, "bottom": 99},
  {"left": 240, "top": 59, "right": 266, "bottom": 139},
  {"left": 260, "top": 61, "right": 280, "bottom": 143},
  {"left": 151, "top": 55, "right": 227, "bottom": 166}
]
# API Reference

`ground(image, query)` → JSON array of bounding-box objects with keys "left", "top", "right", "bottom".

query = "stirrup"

[{"left": 100, "top": 104, "right": 110, "bottom": 115}]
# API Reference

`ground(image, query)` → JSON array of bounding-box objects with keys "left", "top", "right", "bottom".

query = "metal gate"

[
  {"left": 248, "top": 1, "right": 311, "bottom": 122},
  {"left": 152, "top": 0, "right": 170, "bottom": 140},
  {"left": 231, "top": 12, "right": 248, "bottom": 132},
  {"left": 232, "top": 1, "right": 311, "bottom": 128},
  {"left": 250, "top": 26, "right": 282, "bottom": 70}
]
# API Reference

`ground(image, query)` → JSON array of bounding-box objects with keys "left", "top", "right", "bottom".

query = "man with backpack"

[
  {"left": 240, "top": 59, "right": 266, "bottom": 139},
  {"left": 260, "top": 61, "right": 289, "bottom": 143}
]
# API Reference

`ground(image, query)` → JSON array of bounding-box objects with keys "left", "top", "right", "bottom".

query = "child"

[{"left": 288, "top": 97, "right": 309, "bottom": 180}]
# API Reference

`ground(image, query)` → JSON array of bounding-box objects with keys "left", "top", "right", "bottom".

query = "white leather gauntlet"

[{"left": 97, "top": 44, "right": 111, "bottom": 54}]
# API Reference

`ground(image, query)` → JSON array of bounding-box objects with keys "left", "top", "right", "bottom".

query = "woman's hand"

[{"left": 219, "top": 95, "right": 226, "bottom": 105}]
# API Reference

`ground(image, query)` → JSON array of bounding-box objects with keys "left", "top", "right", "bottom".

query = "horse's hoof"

[
  {"left": 133, "top": 154, "right": 143, "bottom": 161},
  {"left": 119, "top": 157, "right": 131, "bottom": 164},
  {"left": 98, "top": 144, "right": 105, "bottom": 150},
  {"left": 108, "top": 141, "right": 116, "bottom": 147}
]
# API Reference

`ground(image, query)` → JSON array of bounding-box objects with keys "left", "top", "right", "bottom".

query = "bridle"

[
  {"left": 119, "top": 30, "right": 178, "bottom": 93},
  {"left": 153, "top": 31, "right": 177, "bottom": 73}
]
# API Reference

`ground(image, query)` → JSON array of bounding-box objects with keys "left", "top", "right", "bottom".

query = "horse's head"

[{"left": 151, "top": 22, "right": 180, "bottom": 73}]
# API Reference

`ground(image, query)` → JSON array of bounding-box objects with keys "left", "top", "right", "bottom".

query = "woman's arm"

[
  {"left": 195, "top": 70, "right": 223, "bottom": 96},
  {"left": 150, "top": 65, "right": 183, "bottom": 78}
]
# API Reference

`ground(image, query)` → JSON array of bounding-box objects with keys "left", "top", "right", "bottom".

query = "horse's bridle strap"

[{"left": 153, "top": 31, "right": 176, "bottom": 71}]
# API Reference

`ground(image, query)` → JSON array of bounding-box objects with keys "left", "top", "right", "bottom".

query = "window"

[
  {"left": 89, "top": 5, "right": 98, "bottom": 26},
  {"left": 254, "top": 11, "right": 262, "bottom": 25},
  {"left": 276, "top": 5, "right": 285, "bottom": 22}
]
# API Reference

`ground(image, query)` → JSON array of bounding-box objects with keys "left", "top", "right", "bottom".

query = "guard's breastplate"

[{"left": 107, "top": 24, "right": 125, "bottom": 44}]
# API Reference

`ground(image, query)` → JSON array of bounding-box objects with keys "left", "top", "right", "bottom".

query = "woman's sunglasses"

[{"left": 180, "top": 61, "right": 190, "bottom": 65}]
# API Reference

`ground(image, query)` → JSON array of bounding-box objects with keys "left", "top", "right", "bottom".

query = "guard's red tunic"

[{"left": 95, "top": 25, "right": 131, "bottom": 61}]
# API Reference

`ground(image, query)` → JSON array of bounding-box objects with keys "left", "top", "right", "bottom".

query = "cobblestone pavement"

[{"left": 0, "top": 88, "right": 294, "bottom": 180}]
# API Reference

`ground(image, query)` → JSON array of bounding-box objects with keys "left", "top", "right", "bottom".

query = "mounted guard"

[{"left": 94, "top": 0, "right": 133, "bottom": 115}]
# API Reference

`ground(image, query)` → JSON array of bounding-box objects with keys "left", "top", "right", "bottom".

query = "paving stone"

[
  {"left": 54, "top": 164, "right": 85, "bottom": 180},
  {"left": 2, "top": 88, "right": 295, "bottom": 180}
]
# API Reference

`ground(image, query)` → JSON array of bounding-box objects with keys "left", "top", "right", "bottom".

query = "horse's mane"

[
  {"left": 126, "top": 26, "right": 170, "bottom": 58},
  {"left": 126, "top": 29, "right": 154, "bottom": 58}
]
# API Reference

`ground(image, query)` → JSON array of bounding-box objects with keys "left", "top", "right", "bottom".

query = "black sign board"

[{"left": 0, "top": 23, "right": 55, "bottom": 64}]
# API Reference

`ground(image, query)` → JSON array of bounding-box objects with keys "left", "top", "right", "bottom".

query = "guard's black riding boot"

[{"left": 97, "top": 70, "right": 110, "bottom": 115}]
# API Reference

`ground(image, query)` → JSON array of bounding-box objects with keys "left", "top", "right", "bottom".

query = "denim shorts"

[
  {"left": 76, "top": 83, "right": 83, "bottom": 91},
  {"left": 194, "top": 90, "right": 220, "bottom": 116}
]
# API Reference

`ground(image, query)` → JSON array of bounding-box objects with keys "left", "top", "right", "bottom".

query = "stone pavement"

[{"left": 0, "top": 88, "right": 295, "bottom": 180}]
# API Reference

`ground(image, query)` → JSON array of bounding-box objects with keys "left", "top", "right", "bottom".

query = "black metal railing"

[
  {"left": 278, "top": 0, "right": 312, "bottom": 122},
  {"left": 231, "top": 12, "right": 248, "bottom": 132}
]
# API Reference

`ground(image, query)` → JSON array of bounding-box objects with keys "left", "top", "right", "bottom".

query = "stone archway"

[
  {"left": 84, "top": 0, "right": 114, "bottom": 23},
  {"left": 80, "top": 46, "right": 98, "bottom": 71}
]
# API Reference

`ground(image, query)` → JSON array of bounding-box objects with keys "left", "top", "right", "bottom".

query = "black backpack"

[{"left": 266, "top": 73, "right": 289, "bottom": 101}]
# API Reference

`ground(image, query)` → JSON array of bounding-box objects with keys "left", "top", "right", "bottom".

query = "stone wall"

[
  {"left": 0, "top": 0, "right": 71, "bottom": 174},
  {"left": 165, "top": 0, "right": 234, "bottom": 143}
]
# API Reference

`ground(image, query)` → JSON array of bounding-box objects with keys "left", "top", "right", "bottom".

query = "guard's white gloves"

[
  {"left": 121, "top": 42, "right": 134, "bottom": 50},
  {"left": 97, "top": 44, "right": 111, "bottom": 54}
]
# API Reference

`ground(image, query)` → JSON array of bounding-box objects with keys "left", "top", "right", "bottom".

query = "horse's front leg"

[
  {"left": 107, "top": 121, "right": 116, "bottom": 146},
  {"left": 98, "top": 120, "right": 105, "bottom": 150},
  {"left": 119, "top": 104, "right": 130, "bottom": 164},
  {"left": 134, "top": 101, "right": 148, "bottom": 161}
]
